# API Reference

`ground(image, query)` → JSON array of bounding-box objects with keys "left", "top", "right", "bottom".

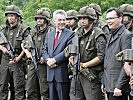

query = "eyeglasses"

[{"left": 105, "top": 17, "right": 119, "bottom": 21}]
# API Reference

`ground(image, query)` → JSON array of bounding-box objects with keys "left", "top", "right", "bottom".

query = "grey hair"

[{"left": 53, "top": 9, "right": 67, "bottom": 21}]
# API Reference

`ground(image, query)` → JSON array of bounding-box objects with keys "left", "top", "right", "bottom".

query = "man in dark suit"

[
  {"left": 103, "top": 8, "right": 132, "bottom": 100},
  {"left": 42, "top": 9, "right": 74, "bottom": 100}
]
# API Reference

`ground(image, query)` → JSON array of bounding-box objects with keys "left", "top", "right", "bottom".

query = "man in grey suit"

[
  {"left": 42, "top": 9, "right": 74, "bottom": 100},
  {"left": 103, "top": 8, "right": 132, "bottom": 100}
]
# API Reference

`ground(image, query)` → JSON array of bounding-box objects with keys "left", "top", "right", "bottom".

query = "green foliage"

[
  {"left": 0, "top": 1, "right": 7, "bottom": 25},
  {"left": 0, "top": 0, "right": 133, "bottom": 26}
]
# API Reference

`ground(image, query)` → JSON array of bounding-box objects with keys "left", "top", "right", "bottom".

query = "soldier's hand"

[
  {"left": 80, "top": 62, "right": 84, "bottom": 70},
  {"left": 9, "top": 56, "right": 21, "bottom": 64},
  {"left": 69, "top": 56, "right": 74, "bottom": 64},
  {"left": 80, "top": 62, "right": 88, "bottom": 70},
  {"left": 9, "top": 60, "right": 16, "bottom": 64},
  {"left": 82, "top": 63, "right": 88, "bottom": 68},
  {"left": 39, "top": 57, "right": 44, "bottom": 64},
  {"left": 113, "top": 88, "right": 122, "bottom": 96},
  {"left": 80, "top": 62, "right": 83, "bottom": 70},
  {"left": 129, "top": 77, "right": 133, "bottom": 85}
]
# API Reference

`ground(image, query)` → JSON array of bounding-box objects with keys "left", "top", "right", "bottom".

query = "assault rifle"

[
  {"left": 0, "top": 31, "right": 15, "bottom": 61},
  {"left": 65, "top": 35, "right": 80, "bottom": 96},
  {"left": 26, "top": 35, "right": 40, "bottom": 78}
]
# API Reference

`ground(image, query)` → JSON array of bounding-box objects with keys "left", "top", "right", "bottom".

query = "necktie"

[{"left": 54, "top": 31, "right": 60, "bottom": 48}]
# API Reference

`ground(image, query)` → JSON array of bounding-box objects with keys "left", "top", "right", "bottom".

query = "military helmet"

[
  {"left": 5, "top": 5, "right": 23, "bottom": 18},
  {"left": 119, "top": 4, "right": 133, "bottom": 17},
  {"left": 35, "top": 8, "right": 51, "bottom": 21},
  {"left": 77, "top": 6, "right": 97, "bottom": 20},
  {"left": 66, "top": 10, "right": 78, "bottom": 20},
  {"left": 88, "top": 3, "right": 102, "bottom": 16},
  {"left": 40, "top": 7, "right": 52, "bottom": 18}
]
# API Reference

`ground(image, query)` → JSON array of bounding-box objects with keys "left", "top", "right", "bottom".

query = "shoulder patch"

[{"left": 93, "top": 27, "right": 105, "bottom": 39}]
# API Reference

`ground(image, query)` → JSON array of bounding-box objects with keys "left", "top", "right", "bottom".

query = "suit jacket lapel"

[
  {"left": 109, "top": 32, "right": 119, "bottom": 44},
  {"left": 107, "top": 25, "right": 125, "bottom": 47},
  {"left": 50, "top": 30, "right": 56, "bottom": 52},
  {"left": 106, "top": 34, "right": 111, "bottom": 49}
]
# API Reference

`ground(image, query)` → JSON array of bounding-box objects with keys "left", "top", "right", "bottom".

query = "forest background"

[{"left": 0, "top": 0, "right": 133, "bottom": 27}]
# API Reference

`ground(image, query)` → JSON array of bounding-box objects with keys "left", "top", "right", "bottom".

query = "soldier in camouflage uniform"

[
  {"left": 89, "top": 3, "right": 110, "bottom": 38},
  {"left": 0, "top": 26, "right": 15, "bottom": 100},
  {"left": 0, "top": 5, "right": 30, "bottom": 100},
  {"left": 68, "top": 6, "right": 106, "bottom": 100},
  {"left": 66, "top": 9, "right": 79, "bottom": 94},
  {"left": 119, "top": 4, "right": 133, "bottom": 33},
  {"left": 22, "top": 8, "right": 54, "bottom": 100},
  {"left": 88, "top": 3, "right": 109, "bottom": 100},
  {"left": 66, "top": 10, "right": 78, "bottom": 31}
]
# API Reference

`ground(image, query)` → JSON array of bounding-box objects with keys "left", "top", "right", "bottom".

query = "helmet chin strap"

[
  {"left": 37, "top": 19, "right": 47, "bottom": 27},
  {"left": 37, "top": 23, "right": 44, "bottom": 27},
  {"left": 37, "top": 21, "right": 47, "bottom": 31}
]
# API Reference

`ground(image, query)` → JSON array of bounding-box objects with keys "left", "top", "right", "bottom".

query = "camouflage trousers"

[
  {"left": 26, "top": 63, "right": 49, "bottom": 100},
  {"left": 69, "top": 73, "right": 103, "bottom": 100},
  {"left": 0, "top": 59, "right": 25, "bottom": 100}
]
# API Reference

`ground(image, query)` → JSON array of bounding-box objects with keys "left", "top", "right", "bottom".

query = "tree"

[{"left": 0, "top": 0, "right": 133, "bottom": 26}]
